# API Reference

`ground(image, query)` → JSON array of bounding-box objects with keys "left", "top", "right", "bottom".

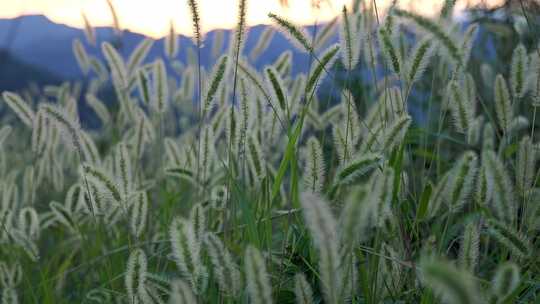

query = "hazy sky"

[{"left": 1, "top": 0, "right": 501, "bottom": 38}]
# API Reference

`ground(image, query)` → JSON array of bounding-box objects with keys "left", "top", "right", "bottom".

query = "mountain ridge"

[
  {"left": 0, "top": 49, "right": 62, "bottom": 91},
  {"left": 0, "top": 15, "right": 324, "bottom": 80}
]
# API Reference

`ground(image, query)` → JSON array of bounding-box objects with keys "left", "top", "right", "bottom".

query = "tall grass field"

[{"left": 0, "top": 0, "right": 539, "bottom": 303}]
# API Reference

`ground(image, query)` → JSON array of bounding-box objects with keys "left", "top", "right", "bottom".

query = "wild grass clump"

[{"left": 0, "top": 1, "right": 538, "bottom": 303}]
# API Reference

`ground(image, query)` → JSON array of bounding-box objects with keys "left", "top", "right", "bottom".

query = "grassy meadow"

[{"left": 0, "top": 0, "right": 539, "bottom": 303}]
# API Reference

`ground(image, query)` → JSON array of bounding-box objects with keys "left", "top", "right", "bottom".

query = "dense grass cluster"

[{"left": 0, "top": 0, "right": 539, "bottom": 303}]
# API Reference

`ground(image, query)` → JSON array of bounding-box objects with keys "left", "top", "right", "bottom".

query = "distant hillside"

[
  {"left": 0, "top": 49, "right": 61, "bottom": 91},
  {"left": 0, "top": 15, "right": 327, "bottom": 80}
]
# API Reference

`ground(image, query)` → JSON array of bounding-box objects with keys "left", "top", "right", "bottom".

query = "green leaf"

[
  {"left": 271, "top": 118, "right": 303, "bottom": 204},
  {"left": 417, "top": 183, "right": 433, "bottom": 221}
]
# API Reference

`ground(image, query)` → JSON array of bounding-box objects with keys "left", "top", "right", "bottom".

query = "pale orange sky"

[{"left": 0, "top": 0, "right": 501, "bottom": 38}]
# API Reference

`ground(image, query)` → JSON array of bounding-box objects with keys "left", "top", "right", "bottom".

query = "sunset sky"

[{"left": 0, "top": 0, "right": 501, "bottom": 38}]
